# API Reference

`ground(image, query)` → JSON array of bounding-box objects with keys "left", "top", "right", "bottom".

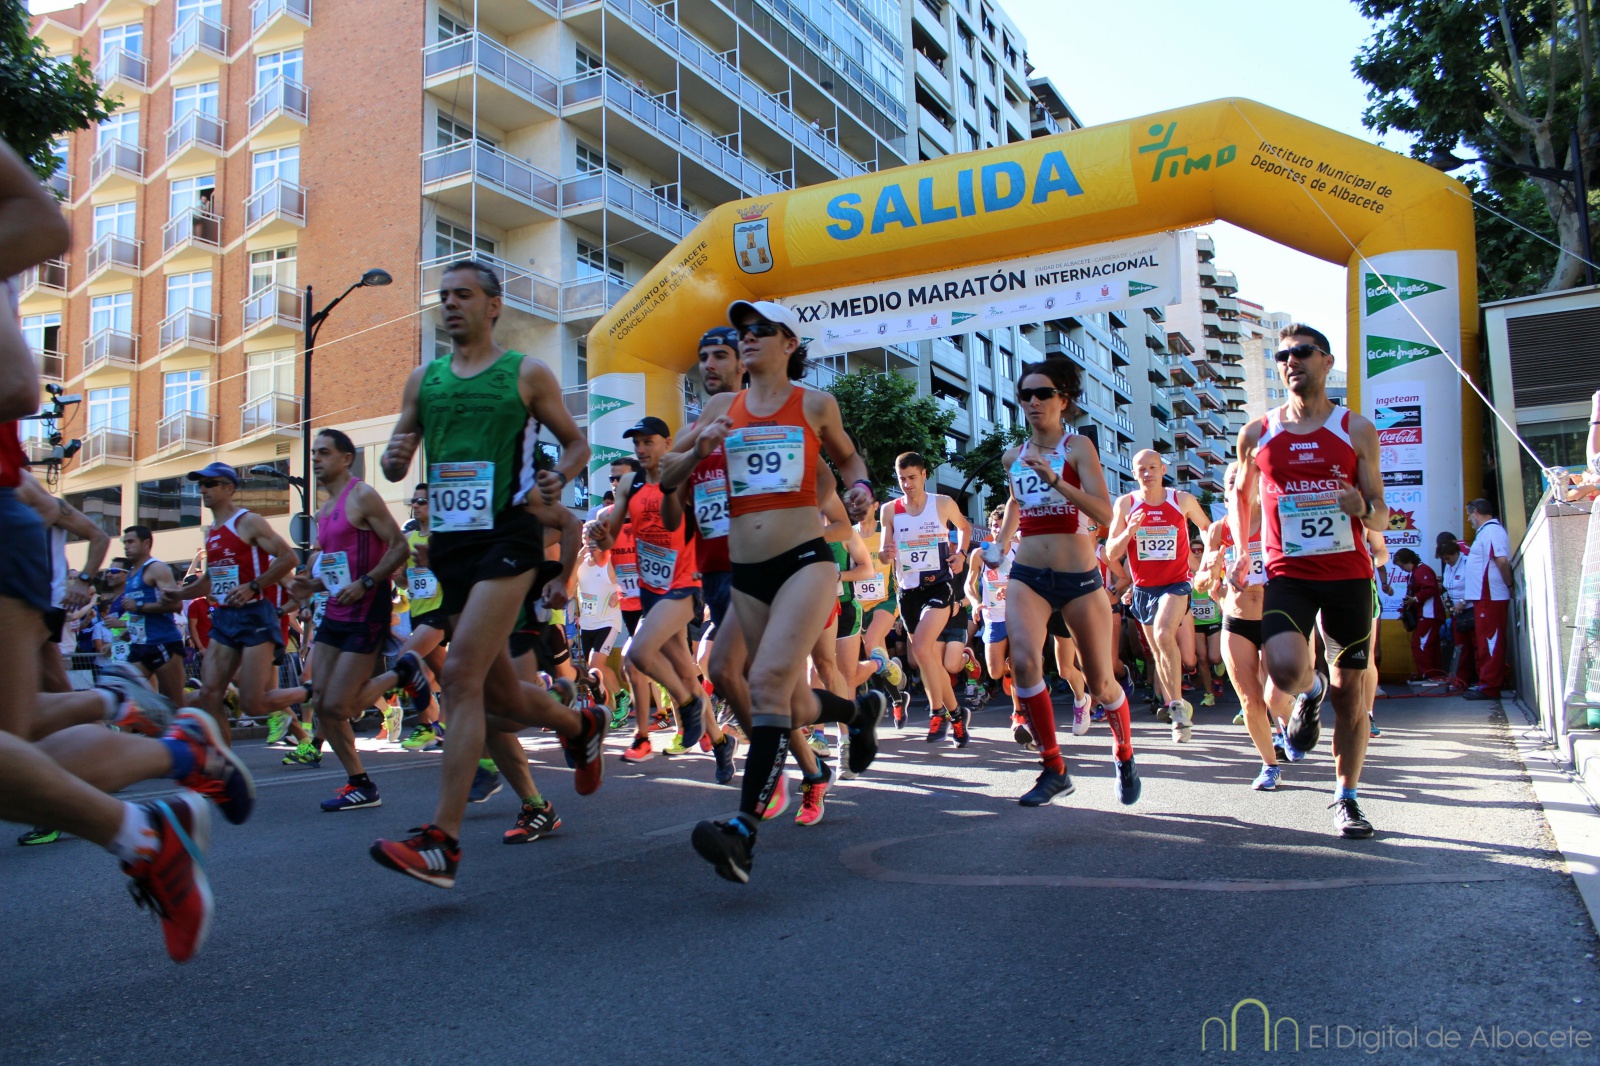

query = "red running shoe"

[
  {"left": 166, "top": 710, "right": 256, "bottom": 825},
  {"left": 122, "top": 791, "right": 214, "bottom": 963},
  {"left": 370, "top": 824, "right": 460, "bottom": 888},
  {"left": 564, "top": 706, "right": 607, "bottom": 795}
]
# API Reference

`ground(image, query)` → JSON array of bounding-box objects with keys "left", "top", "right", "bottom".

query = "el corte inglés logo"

[{"left": 1365, "top": 272, "right": 1446, "bottom": 314}]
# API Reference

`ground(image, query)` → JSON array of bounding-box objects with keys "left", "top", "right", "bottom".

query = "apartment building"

[
  {"left": 25, "top": 0, "right": 425, "bottom": 564},
  {"left": 1162, "top": 232, "right": 1249, "bottom": 499}
]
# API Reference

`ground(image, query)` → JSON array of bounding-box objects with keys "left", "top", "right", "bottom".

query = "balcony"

[
  {"left": 1110, "top": 370, "right": 1133, "bottom": 400},
  {"left": 243, "top": 179, "right": 305, "bottom": 240},
  {"left": 1197, "top": 257, "right": 1217, "bottom": 281},
  {"left": 239, "top": 392, "right": 302, "bottom": 441},
  {"left": 85, "top": 234, "right": 141, "bottom": 282},
  {"left": 247, "top": 76, "right": 309, "bottom": 141},
  {"left": 423, "top": 33, "right": 559, "bottom": 131},
  {"left": 159, "top": 308, "right": 219, "bottom": 357},
  {"left": 1196, "top": 234, "right": 1215, "bottom": 258},
  {"left": 1172, "top": 417, "right": 1203, "bottom": 447},
  {"left": 1202, "top": 312, "right": 1222, "bottom": 333},
  {"left": 35, "top": 348, "right": 65, "bottom": 383},
  {"left": 1221, "top": 384, "right": 1248, "bottom": 408},
  {"left": 1227, "top": 408, "right": 1249, "bottom": 430},
  {"left": 1220, "top": 340, "right": 1244, "bottom": 360},
  {"left": 559, "top": 275, "right": 630, "bottom": 323},
  {"left": 155, "top": 409, "right": 217, "bottom": 457},
  {"left": 88, "top": 140, "right": 144, "bottom": 194},
  {"left": 1197, "top": 380, "right": 1227, "bottom": 410},
  {"left": 1164, "top": 353, "right": 1198, "bottom": 386},
  {"left": 169, "top": 16, "right": 228, "bottom": 79},
  {"left": 95, "top": 47, "right": 148, "bottom": 94},
  {"left": 1219, "top": 361, "right": 1246, "bottom": 383},
  {"left": 47, "top": 168, "right": 71, "bottom": 201},
  {"left": 1196, "top": 409, "right": 1228, "bottom": 436},
  {"left": 165, "top": 111, "right": 225, "bottom": 168},
  {"left": 1174, "top": 449, "right": 1203, "bottom": 477},
  {"left": 19, "top": 259, "right": 68, "bottom": 301},
  {"left": 559, "top": 171, "right": 698, "bottom": 253},
  {"left": 562, "top": 384, "right": 588, "bottom": 428},
  {"left": 242, "top": 283, "right": 303, "bottom": 337},
  {"left": 1044, "top": 328, "right": 1087, "bottom": 362},
  {"left": 422, "top": 142, "right": 558, "bottom": 229},
  {"left": 23, "top": 434, "right": 55, "bottom": 465},
  {"left": 918, "top": 105, "right": 955, "bottom": 156},
  {"left": 1105, "top": 329, "right": 1131, "bottom": 365},
  {"left": 915, "top": 50, "right": 951, "bottom": 104},
  {"left": 79, "top": 428, "right": 136, "bottom": 470},
  {"left": 1167, "top": 384, "right": 1199, "bottom": 416},
  {"left": 912, "top": 0, "right": 945, "bottom": 39},
  {"left": 1150, "top": 396, "right": 1172, "bottom": 423},
  {"left": 1197, "top": 438, "right": 1225, "bottom": 464},
  {"left": 250, "top": 0, "right": 311, "bottom": 50},
  {"left": 1216, "top": 296, "right": 1240, "bottom": 314},
  {"left": 422, "top": 253, "right": 558, "bottom": 321},
  {"left": 930, "top": 337, "right": 968, "bottom": 375},
  {"left": 1199, "top": 468, "right": 1224, "bottom": 493},
  {"left": 1217, "top": 317, "right": 1243, "bottom": 336},
  {"left": 161, "top": 207, "right": 222, "bottom": 259},
  {"left": 1111, "top": 408, "right": 1136, "bottom": 441},
  {"left": 1214, "top": 270, "right": 1238, "bottom": 293}
]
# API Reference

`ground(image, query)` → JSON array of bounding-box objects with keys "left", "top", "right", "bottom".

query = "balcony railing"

[
  {"left": 159, "top": 308, "right": 219, "bottom": 353},
  {"left": 251, "top": 0, "right": 311, "bottom": 36},
  {"left": 83, "top": 329, "right": 138, "bottom": 374},
  {"left": 1196, "top": 380, "right": 1228, "bottom": 410},
  {"left": 156, "top": 409, "right": 217, "bottom": 454},
  {"left": 85, "top": 233, "right": 141, "bottom": 278},
  {"left": 1110, "top": 370, "right": 1133, "bottom": 396},
  {"left": 35, "top": 348, "right": 65, "bottom": 383},
  {"left": 1044, "top": 328, "right": 1087, "bottom": 361},
  {"left": 423, "top": 252, "right": 560, "bottom": 319},
  {"left": 559, "top": 171, "right": 698, "bottom": 240},
  {"left": 242, "top": 283, "right": 304, "bottom": 333},
  {"left": 422, "top": 141, "right": 558, "bottom": 212},
  {"left": 80, "top": 428, "right": 135, "bottom": 468},
  {"left": 423, "top": 32, "right": 559, "bottom": 111},
  {"left": 20, "top": 259, "right": 68, "bottom": 298},
  {"left": 560, "top": 275, "right": 630, "bottom": 318},
  {"left": 89, "top": 140, "right": 144, "bottom": 187},
  {"left": 165, "top": 111, "right": 225, "bottom": 161},
  {"left": 170, "top": 15, "right": 228, "bottom": 66},
  {"left": 47, "top": 168, "right": 71, "bottom": 200},
  {"left": 247, "top": 76, "right": 309, "bottom": 135},
  {"left": 244, "top": 179, "right": 306, "bottom": 233},
  {"left": 162, "top": 207, "right": 222, "bottom": 255},
  {"left": 95, "top": 47, "right": 147, "bottom": 91},
  {"left": 240, "top": 392, "right": 302, "bottom": 438},
  {"left": 562, "top": 384, "right": 588, "bottom": 426},
  {"left": 1111, "top": 409, "right": 1135, "bottom": 437}
]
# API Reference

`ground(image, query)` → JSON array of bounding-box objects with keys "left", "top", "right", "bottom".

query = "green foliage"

[
  {"left": 1352, "top": 0, "right": 1599, "bottom": 293},
  {"left": 948, "top": 423, "right": 1028, "bottom": 513},
  {"left": 0, "top": 0, "right": 118, "bottom": 183},
  {"left": 827, "top": 369, "right": 954, "bottom": 498}
]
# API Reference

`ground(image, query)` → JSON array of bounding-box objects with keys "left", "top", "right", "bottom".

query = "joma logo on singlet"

[{"left": 1289, "top": 441, "right": 1318, "bottom": 451}]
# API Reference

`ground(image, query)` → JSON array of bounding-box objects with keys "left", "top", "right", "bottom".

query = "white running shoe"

[
  {"left": 1071, "top": 691, "right": 1093, "bottom": 736},
  {"left": 1170, "top": 700, "right": 1194, "bottom": 744}
]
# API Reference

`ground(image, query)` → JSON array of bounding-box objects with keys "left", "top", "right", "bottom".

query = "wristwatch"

[
  {"left": 74, "top": 573, "right": 93, "bottom": 585},
  {"left": 248, "top": 580, "right": 261, "bottom": 593},
  {"left": 360, "top": 574, "right": 376, "bottom": 591}
]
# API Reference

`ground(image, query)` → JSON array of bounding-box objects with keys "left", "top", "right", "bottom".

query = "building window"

[
  {"left": 986, "top": 101, "right": 999, "bottom": 132},
  {"left": 101, "top": 22, "right": 143, "bottom": 57},
  {"left": 23, "top": 313, "right": 61, "bottom": 357},
  {"left": 176, "top": 0, "right": 222, "bottom": 23},
  {"left": 979, "top": 388, "right": 995, "bottom": 422},
  {"left": 256, "top": 48, "right": 302, "bottom": 89},
  {"left": 169, "top": 175, "right": 215, "bottom": 219},
  {"left": 435, "top": 218, "right": 494, "bottom": 260},
  {"left": 172, "top": 81, "right": 218, "bottom": 118},
  {"left": 436, "top": 113, "right": 494, "bottom": 150},
  {"left": 65, "top": 487, "right": 122, "bottom": 543},
  {"left": 88, "top": 386, "right": 131, "bottom": 432},
  {"left": 90, "top": 292, "right": 132, "bottom": 335},
  {"left": 575, "top": 44, "right": 602, "bottom": 73},
  {"left": 92, "top": 201, "right": 136, "bottom": 241},
  {"left": 437, "top": 11, "right": 470, "bottom": 41},
  {"left": 1002, "top": 401, "right": 1017, "bottom": 427},
  {"left": 575, "top": 142, "right": 621, "bottom": 175},
  {"left": 236, "top": 460, "right": 291, "bottom": 517},
  {"left": 945, "top": 433, "right": 965, "bottom": 457},
  {"left": 576, "top": 240, "right": 624, "bottom": 282},
  {"left": 246, "top": 350, "right": 295, "bottom": 403},
  {"left": 250, "top": 246, "right": 297, "bottom": 292},
  {"left": 97, "top": 110, "right": 138, "bottom": 148},
  {"left": 50, "top": 138, "right": 68, "bottom": 180},
  {"left": 961, "top": 74, "right": 977, "bottom": 108},
  {"left": 958, "top": 24, "right": 974, "bottom": 58},
  {"left": 976, "top": 333, "right": 993, "bottom": 367},
  {"left": 163, "top": 369, "right": 208, "bottom": 418},
  {"left": 1000, "top": 346, "right": 1014, "bottom": 379},
  {"left": 576, "top": 340, "right": 588, "bottom": 384},
  {"left": 981, "top": 53, "right": 996, "bottom": 86},
  {"left": 137, "top": 477, "right": 202, "bottom": 533},
  {"left": 963, "top": 123, "right": 980, "bottom": 152},
  {"left": 432, "top": 327, "right": 452, "bottom": 362},
  {"left": 252, "top": 145, "right": 299, "bottom": 190},
  {"left": 166, "top": 271, "right": 212, "bottom": 317}
]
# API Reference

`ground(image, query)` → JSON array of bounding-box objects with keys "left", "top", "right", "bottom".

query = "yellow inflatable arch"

[{"left": 586, "top": 98, "right": 1478, "bottom": 564}]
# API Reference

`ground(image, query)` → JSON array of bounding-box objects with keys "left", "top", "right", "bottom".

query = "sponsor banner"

[
  {"left": 1382, "top": 469, "right": 1425, "bottom": 488},
  {"left": 586, "top": 372, "right": 646, "bottom": 482},
  {"left": 1376, "top": 569, "right": 1407, "bottom": 620},
  {"left": 783, "top": 231, "right": 1183, "bottom": 357}
]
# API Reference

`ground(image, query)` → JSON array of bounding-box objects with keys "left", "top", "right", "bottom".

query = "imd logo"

[
  {"left": 1140, "top": 122, "right": 1238, "bottom": 182},
  {"left": 1201, "top": 999, "right": 1298, "bottom": 1052}
]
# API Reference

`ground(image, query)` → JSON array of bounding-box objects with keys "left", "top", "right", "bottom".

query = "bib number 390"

[{"left": 429, "top": 461, "right": 495, "bottom": 533}]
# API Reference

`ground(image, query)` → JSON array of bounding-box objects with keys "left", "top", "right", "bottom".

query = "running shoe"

[
  {"left": 949, "top": 706, "right": 970, "bottom": 749},
  {"left": 838, "top": 735, "right": 857, "bottom": 779},
  {"left": 621, "top": 734, "right": 654, "bottom": 763},
  {"left": 564, "top": 707, "right": 607, "bottom": 796},
  {"left": 795, "top": 766, "right": 831, "bottom": 826},
  {"left": 926, "top": 714, "right": 949, "bottom": 744},
  {"left": 807, "top": 728, "right": 830, "bottom": 757},
  {"left": 321, "top": 782, "right": 382, "bottom": 812},
  {"left": 761, "top": 773, "right": 790, "bottom": 821},
  {"left": 1252, "top": 764, "right": 1281, "bottom": 791},
  {"left": 891, "top": 693, "right": 908, "bottom": 729},
  {"left": 712, "top": 733, "right": 739, "bottom": 786},
  {"left": 1369, "top": 716, "right": 1382, "bottom": 738},
  {"left": 615, "top": 687, "right": 632, "bottom": 724},
  {"left": 1170, "top": 701, "right": 1193, "bottom": 744},
  {"left": 468, "top": 764, "right": 502, "bottom": 804},
  {"left": 391, "top": 652, "right": 433, "bottom": 716},
  {"left": 122, "top": 792, "right": 213, "bottom": 963},
  {"left": 664, "top": 733, "right": 691, "bottom": 756},
  {"left": 282, "top": 741, "right": 322, "bottom": 768},
  {"left": 1018, "top": 766, "right": 1075, "bottom": 807},
  {"left": 17, "top": 827, "right": 59, "bottom": 846},
  {"left": 1155, "top": 702, "right": 1172, "bottom": 723},
  {"left": 99, "top": 664, "right": 175, "bottom": 738},
  {"left": 1115, "top": 756, "right": 1142, "bottom": 805},
  {"left": 678, "top": 695, "right": 706, "bottom": 751},
  {"left": 869, "top": 648, "right": 889, "bottom": 676},
  {"left": 503, "top": 800, "right": 561, "bottom": 844},
  {"left": 550, "top": 677, "right": 576, "bottom": 707},
  {"left": 1090, "top": 706, "right": 1106, "bottom": 723},
  {"left": 1232, "top": 710, "right": 1246, "bottom": 726},
  {"left": 1200, "top": 693, "right": 1215, "bottom": 708},
  {"left": 166, "top": 710, "right": 256, "bottom": 825},
  {"left": 380, "top": 702, "right": 402, "bottom": 743},
  {"left": 370, "top": 824, "right": 459, "bottom": 889},
  {"left": 401, "top": 721, "right": 443, "bottom": 751},
  {"left": 608, "top": 700, "right": 631, "bottom": 732},
  {"left": 1283, "top": 672, "right": 1327, "bottom": 759},
  {"left": 1330, "top": 797, "right": 1374, "bottom": 839},
  {"left": 1011, "top": 713, "right": 1034, "bottom": 749},
  {"left": 691, "top": 814, "right": 756, "bottom": 883},
  {"left": 265, "top": 710, "right": 293, "bottom": 746},
  {"left": 885, "top": 656, "right": 906, "bottom": 689},
  {"left": 848, "top": 690, "right": 886, "bottom": 774},
  {"left": 1071, "top": 692, "right": 1092, "bottom": 736},
  {"left": 699, "top": 730, "right": 714, "bottom": 753}
]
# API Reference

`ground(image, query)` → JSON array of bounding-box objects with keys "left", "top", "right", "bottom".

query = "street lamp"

[
  {"left": 1428, "top": 130, "right": 1594, "bottom": 285},
  {"left": 298, "top": 268, "right": 392, "bottom": 550}
]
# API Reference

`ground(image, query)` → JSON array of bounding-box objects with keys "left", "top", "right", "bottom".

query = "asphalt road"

[{"left": 4, "top": 691, "right": 1599, "bottom": 1065}]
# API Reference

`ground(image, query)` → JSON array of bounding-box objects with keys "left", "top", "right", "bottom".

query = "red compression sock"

[
  {"left": 1102, "top": 690, "right": 1133, "bottom": 761},
  {"left": 1018, "top": 682, "right": 1063, "bottom": 774}
]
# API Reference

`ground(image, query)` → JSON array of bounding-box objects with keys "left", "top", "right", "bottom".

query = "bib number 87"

[
  {"left": 435, "top": 486, "right": 489, "bottom": 513},
  {"left": 1299, "top": 515, "right": 1335, "bottom": 539}
]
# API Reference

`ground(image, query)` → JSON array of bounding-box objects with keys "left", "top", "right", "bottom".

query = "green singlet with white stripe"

[{"left": 419, "top": 348, "right": 541, "bottom": 516}]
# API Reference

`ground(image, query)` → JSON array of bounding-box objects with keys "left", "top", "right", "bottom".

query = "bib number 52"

[{"left": 1299, "top": 515, "right": 1335, "bottom": 539}]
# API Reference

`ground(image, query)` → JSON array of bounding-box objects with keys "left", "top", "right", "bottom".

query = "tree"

[
  {"left": 948, "top": 423, "right": 1028, "bottom": 515},
  {"left": 0, "top": 0, "right": 118, "bottom": 183},
  {"left": 827, "top": 368, "right": 954, "bottom": 498},
  {"left": 1353, "top": 0, "right": 1598, "bottom": 295}
]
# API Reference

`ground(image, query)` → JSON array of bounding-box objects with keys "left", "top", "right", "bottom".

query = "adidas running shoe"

[{"left": 370, "top": 824, "right": 459, "bottom": 889}]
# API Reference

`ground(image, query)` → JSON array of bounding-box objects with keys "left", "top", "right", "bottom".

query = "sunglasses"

[
  {"left": 197, "top": 479, "right": 225, "bottom": 488},
  {"left": 409, "top": 498, "right": 428, "bottom": 506},
  {"left": 609, "top": 474, "right": 622, "bottom": 483},
  {"left": 1017, "top": 387, "right": 1061, "bottom": 402},
  {"left": 1275, "top": 343, "right": 1327, "bottom": 363},
  {"left": 736, "top": 321, "right": 789, "bottom": 340}
]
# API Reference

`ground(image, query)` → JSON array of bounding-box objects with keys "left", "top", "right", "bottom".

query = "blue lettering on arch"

[
  {"left": 981, "top": 162, "right": 1026, "bottom": 212},
  {"left": 870, "top": 183, "right": 918, "bottom": 234},
  {"left": 1031, "top": 150, "right": 1084, "bottom": 203},
  {"left": 825, "top": 193, "right": 865, "bottom": 239},
  {"left": 918, "top": 177, "right": 958, "bottom": 224}
]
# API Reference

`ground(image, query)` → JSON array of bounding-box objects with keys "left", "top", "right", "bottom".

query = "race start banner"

[
  {"left": 586, "top": 372, "right": 646, "bottom": 483},
  {"left": 781, "top": 230, "right": 1185, "bottom": 356}
]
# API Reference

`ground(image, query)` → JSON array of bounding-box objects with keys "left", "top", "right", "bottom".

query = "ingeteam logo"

[
  {"left": 1201, "top": 999, "right": 1299, "bottom": 1051},
  {"left": 1140, "top": 122, "right": 1238, "bottom": 182},
  {"left": 1365, "top": 272, "right": 1446, "bottom": 314}
]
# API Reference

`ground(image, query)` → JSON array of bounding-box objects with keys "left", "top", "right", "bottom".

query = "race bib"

[
  {"left": 126, "top": 612, "right": 145, "bottom": 644},
  {"left": 898, "top": 534, "right": 942, "bottom": 579},
  {"left": 982, "top": 568, "right": 1009, "bottom": 613},
  {"left": 317, "top": 550, "right": 351, "bottom": 595},
  {"left": 1192, "top": 595, "right": 1220, "bottom": 623},
  {"left": 854, "top": 574, "right": 886, "bottom": 602},
  {"left": 692, "top": 475, "right": 730, "bottom": 539},
  {"left": 210, "top": 564, "right": 239, "bottom": 599},
  {"left": 615, "top": 562, "right": 640, "bottom": 599},
  {"left": 429, "top": 461, "right": 494, "bottom": 532},
  {"left": 579, "top": 591, "right": 601, "bottom": 617},
  {"left": 407, "top": 567, "right": 439, "bottom": 601},
  {"left": 1225, "top": 541, "right": 1267, "bottom": 586},
  {"left": 1278, "top": 493, "right": 1356, "bottom": 557},
  {"left": 726, "top": 426, "right": 805, "bottom": 496},
  {"left": 111, "top": 641, "right": 131, "bottom": 662},
  {"left": 1010, "top": 457, "right": 1057, "bottom": 509},
  {"left": 636, "top": 540, "right": 677, "bottom": 591},
  {"left": 312, "top": 592, "right": 328, "bottom": 627},
  {"left": 1135, "top": 524, "right": 1180, "bottom": 562}
]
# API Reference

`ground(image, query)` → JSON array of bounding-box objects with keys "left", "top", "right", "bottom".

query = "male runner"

[
  {"left": 1106, "top": 451, "right": 1210, "bottom": 741},
  {"left": 119, "top": 525, "right": 188, "bottom": 704},
  {"left": 370, "top": 260, "right": 597, "bottom": 887},
  {"left": 398, "top": 484, "right": 448, "bottom": 750},
  {"left": 967, "top": 508, "right": 1022, "bottom": 743},
  {"left": 183, "top": 462, "right": 297, "bottom": 745},
  {"left": 1231, "top": 323, "right": 1388, "bottom": 838}
]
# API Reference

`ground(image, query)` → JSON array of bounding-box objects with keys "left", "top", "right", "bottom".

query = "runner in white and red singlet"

[
  {"left": 1106, "top": 452, "right": 1210, "bottom": 741},
  {"left": 1232, "top": 323, "right": 1389, "bottom": 839}
]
